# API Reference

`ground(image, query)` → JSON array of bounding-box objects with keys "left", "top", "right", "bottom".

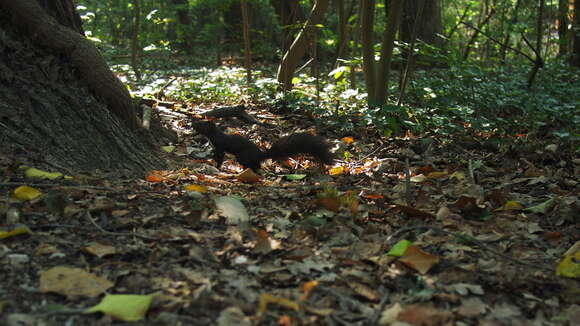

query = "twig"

[
  {"left": 368, "top": 290, "right": 390, "bottom": 326},
  {"left": 85, "top": 211, "right": 158, "bottom": 241},
  {"left": 460, "top": 21, "right": 535, "bottom": 63},
  {"left": 85, "top": 211, "right": 197, "bottom": 243}
]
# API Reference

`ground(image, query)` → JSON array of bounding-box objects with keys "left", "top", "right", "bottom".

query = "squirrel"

[{"left": 192, "top": 121, "right": 334, "bottom": 171}]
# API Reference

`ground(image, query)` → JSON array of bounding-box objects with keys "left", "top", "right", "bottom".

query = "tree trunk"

[
  {"left": 375, "top": 0, "right": 403, "bottom": 105},
  {"left": 276, "top": 0, "right": 329, "bottom": 91},
  {"left": 558, "top": 0, "right": 569, "bottom": 56},
  {"left": 400, "top": 0, "right": 443, "bottom": 48},
  {"left": 131, "top": 0, "right": 142, "bottom": 81},
  {"left": 270, "top": 0, "right": 304, "bottom": 53},
  {"left": 0, "top": 0, "right": 166, "bottom": 173},
  {"left": 361, "top": 0, "right": 376, "bottom": 100},
  {"left": 241, "top": 0, "right": 252, "bottom": 84},
  {"left": 572, "top": 0, "right": 580, "bottom": 66},
  {"left": 361, "top": 0, "right": 403, "bottom": 107}
]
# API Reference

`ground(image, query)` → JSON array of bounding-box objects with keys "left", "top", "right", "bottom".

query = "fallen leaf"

[
  {"left": 388, "top": 239, "right": 412, "bottom": 257},
  {"left": 341, "top": 136, "right": 354, "bottom": 144},
  {"left": 215, "top": 196, "right": 249, "bottom": 225},
  {"left": 39, "top": 266, "right": 113, "bottom": 298},
  {"left": 184, "top": 184, "right": 208, "bottom": 193},
  {"left": 399, "top": 245, "right": 439, "bottom": 274},
  {"left": 145, "top": 171, "right": 164, "bottom": 182},
  {"left": 255, "top": 293, "right": 300, "bottom": 318},
  {"left": 13, "top": 186, "right": 42, "bottom": 201},
  {"left": 379, "top": 303, "right": 403, "bottom": 325},
  {"left": 556, "top": 252, "right": 580, "bottom": 278},
  {"left": 85, "top": 293, "right": 155, "bottom": 321},
  {"left": 236, "top": 169, "right": 260, "bottom": 183},
  {"left": 0, "top": 225, "right": 32, "bottom": 239},
  {"left": 253, "top": 230, "right": 273, "bottom": 255},
  {"left": 23, "top": 167, "right": 69, "bottom": 180},
  {"left": 82, "top": 242, "right": 117, "bottom": 258},
  {"left": 427, "top": 171, "right": 448, "bottom": 179},
  {"left": 329, "top": 166, "right": 345, "bottom": 175},
  {"left": 216, "top": 307, "right": 251, "bottom": 326},
  {"left": 299, "top": 281, "right": 319, "bottom": 301},
  {"left": 397, "top": 304, "right": 451, "bottom": 326},
  {"left": 457, "top": 297, "right": 487, "bottom": 317},
  {"left": 498, "top": 200, "right": 524, "bottom": 211},
  {"left": 525, "top": 197, "right": 557, "bottom": 214},
  {"left": 284, "top": 174, "right": 307, "bottom": 181}
]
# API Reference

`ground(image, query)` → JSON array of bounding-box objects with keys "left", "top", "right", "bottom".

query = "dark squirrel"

[{"left": 192, "top": 121, "right": 334, "bottom": 171}]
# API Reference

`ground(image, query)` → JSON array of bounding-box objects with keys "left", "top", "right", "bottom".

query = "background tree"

[
  {"left": 399, "top": 0, "right": 443, "bottom": 59},
  {"left": 270, "top": 0, "right": 304, "bottom": 53},
  {"left": 361, "top": 0, "right": 403, "bottom": 107},
  {"left": 276, "top": 0, "right": 329, "bottom": 91},
  {"left": 572, "top": 0, "right": 580, "bottom": 66}
]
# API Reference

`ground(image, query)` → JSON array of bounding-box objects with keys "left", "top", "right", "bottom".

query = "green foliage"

[
  {"left": 78, "top": 0, "right": 578, "bottom": 149},
  {"left": 403, "top": 60, "right": 580, "bottom": 142}
]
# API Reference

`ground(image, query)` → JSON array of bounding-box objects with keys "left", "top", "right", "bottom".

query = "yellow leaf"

[
  {"left": 85, "top": 294, "right": 155, "bottom": 321},
  {"left": 329, "top": 166, "right": 345, "bottom": 175},
  {"left": 0, "top": 225, "right": 32, "bottom": 239},
  {"left": 161, "top": 145, "right": 175, "bottom": 153},
  {"left": 24, "top": 167, "right": 69, "bottom": 180},
  {"left": 13, "top": 186, "right": 42, "bottom": 201},
  {"left": 500, "top": 200, "right": 524, "bottom": 211},
  {"left": 556, "top": 252, "right": 580, "bottom": 278},
  {"left": 450, "top": 171, "right": 466, "bottom": 180},
  {"left": 184, "top": 184, "right": 208, "bottom": 193}
]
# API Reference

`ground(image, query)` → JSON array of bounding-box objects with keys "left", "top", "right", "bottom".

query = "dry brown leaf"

[
  {"left": 397, "top": 304, "right": 452, "bottom": 326},
  {"left": 399, "top": 245, "right": 439, "bottom": 274},
  {"left": 39, "top": 266, "right": 113, "bottom": 298}
]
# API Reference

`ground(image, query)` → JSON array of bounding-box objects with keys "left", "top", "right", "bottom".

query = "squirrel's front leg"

[{"left": 213, "top": 150, "right": 225, "bottom": 168}]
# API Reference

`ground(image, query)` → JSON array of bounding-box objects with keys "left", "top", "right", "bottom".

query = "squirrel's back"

[{"left": 267, "top": 132, "right": 334, "bottom": 165}]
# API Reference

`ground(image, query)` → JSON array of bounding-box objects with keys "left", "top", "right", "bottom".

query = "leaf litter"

[{"left": 0, "top": 104, "right": 578, "bottom": 325}]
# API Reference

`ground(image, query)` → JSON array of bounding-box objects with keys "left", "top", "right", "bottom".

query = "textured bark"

[
  {"left": 0, "top": 0, "right": 140, "bottom": 130},
  {"left": 276, "top": 0, "right": 329, "bottom": 91},
  {"left": 0, "top": 1, "right": 165, "bottom": 173}
]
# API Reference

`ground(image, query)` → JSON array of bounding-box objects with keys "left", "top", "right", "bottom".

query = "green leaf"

[
  {"left": 285, "top": 174, "right": 307, "bottom": 181},
  {"left": 85, "top": 294, "right": 155, "bottom": 322},
  {"left": 388, "top": 239, "right": 412, "bottom": 257}
]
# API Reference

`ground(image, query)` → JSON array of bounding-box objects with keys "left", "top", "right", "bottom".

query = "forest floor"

[{"left": 0, "top": 103, "right": 579, "bottom": 326}]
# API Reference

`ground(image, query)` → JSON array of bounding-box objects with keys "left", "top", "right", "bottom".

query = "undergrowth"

[{"left": 120, "top": 60, "right": 579, "bottom": 150}]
